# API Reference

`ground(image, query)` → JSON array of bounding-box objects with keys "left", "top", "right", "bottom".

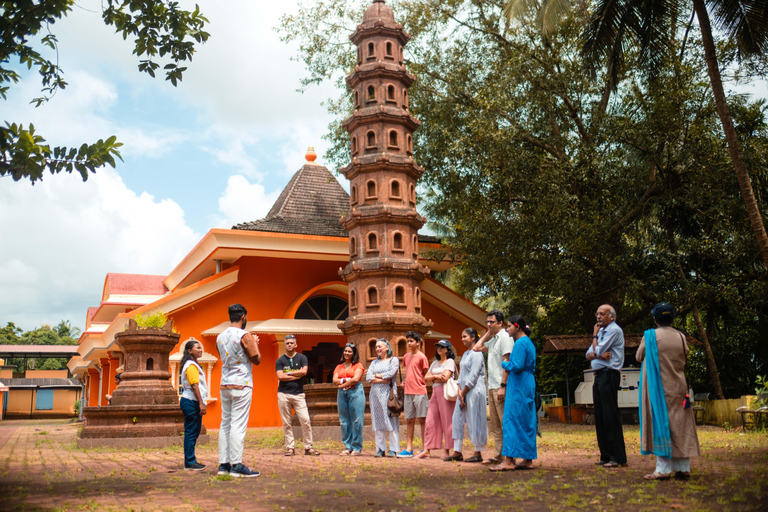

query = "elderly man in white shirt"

[{"left": 586, "top": 304, "right": 627, "bottom": 468}]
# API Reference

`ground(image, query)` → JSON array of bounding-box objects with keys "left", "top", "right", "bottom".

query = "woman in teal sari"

[{"left": 637, "top": 303, "right": 700, "bottom": 480}]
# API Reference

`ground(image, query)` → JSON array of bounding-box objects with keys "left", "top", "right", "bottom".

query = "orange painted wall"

[
  {"left": 99, "top": 358, "right": 111, "bottom": 406},
  {"left": 87, "top": 369, "right": 100, "bottom": 407},
  {"left": 166, "top": 256, "right": 486, "bottom": 430}
]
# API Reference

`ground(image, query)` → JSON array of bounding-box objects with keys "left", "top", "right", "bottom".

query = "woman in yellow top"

[{"left": 180, "top": 339, "right": 208, "bottom": 471}]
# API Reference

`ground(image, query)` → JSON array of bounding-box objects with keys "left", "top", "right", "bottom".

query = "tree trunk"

[
  {"left": 690, "top": 306, "right": 725, "bottom": 399},
  {"left": 668, "top": 226, "right": 725, "bottom": 398},
  {"left": 693, "top": 0, "right": 768, "bottom": 271}
]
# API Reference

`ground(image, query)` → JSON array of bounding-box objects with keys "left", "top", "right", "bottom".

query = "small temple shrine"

[{"left": 68, "top": 0, "right": 487, "bottom": 431}]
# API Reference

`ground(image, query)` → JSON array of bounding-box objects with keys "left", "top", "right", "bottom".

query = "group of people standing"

[
  {"left": 333, "top": 309, "right": 539, "bottom": 470},
  {"left": 176, "top": 301, "right": 700, "bottom": 481}
]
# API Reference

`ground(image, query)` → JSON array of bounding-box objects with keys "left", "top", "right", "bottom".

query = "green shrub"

[{"left": 133, "top": 311, "right": 169, "bottom": 329}]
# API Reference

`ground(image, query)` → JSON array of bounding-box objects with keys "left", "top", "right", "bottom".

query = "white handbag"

[{"left": 443, "top": 377, "right": 459, "bottom": 401}]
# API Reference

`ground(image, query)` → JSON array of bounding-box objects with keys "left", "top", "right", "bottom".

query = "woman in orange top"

[{"left": 333, "top": 343, "right": 365, "bottom": 455}]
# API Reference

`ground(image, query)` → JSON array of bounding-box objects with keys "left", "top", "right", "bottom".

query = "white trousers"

[
  {"left": 453, "top": 438, "right": 485, "bottom": 453},
  {"left": 219, "top": 387, "right": 252, "bottom": 465},
  {"left": 656, "top": 456, "right": 690, "bottom": 474},
  {"left": 277, "top": 392, "right": 313, "bottom": 450},
  {"left": 375, "top": 425, "right": 400, "bottom": 452}
]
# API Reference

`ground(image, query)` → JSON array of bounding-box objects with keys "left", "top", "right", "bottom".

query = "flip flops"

[
  {"left": 482, "top": 457, "right": 500, "bottom": 465},
  {"left": 644, "top": 471, "right": 672, "bottom": 480},
  {"left": 284, "top": 448, "right": 295, "bottom": 457},
  {"left": 464, "top": 455, "right": 483, "bottom": 463},
  {"left": 489, "top": 465, "right": 515, "bottom": 472}
]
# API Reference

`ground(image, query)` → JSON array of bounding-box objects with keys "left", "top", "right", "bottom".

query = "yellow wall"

[
  {"left": 4, "top": 388, "right": 78, "bottom": 418},
  {"left": 26, "top": 370, "right": 69, "bottom": 378},
  {"left": 6, "top": 389, "right": 34, "bottom": 415}
]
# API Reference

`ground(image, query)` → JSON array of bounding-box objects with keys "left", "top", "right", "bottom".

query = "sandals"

[
  {"left": 305, "top": 448, "right": 321, "bottom": 456},
  {"left": 284, "top": 448, "right": 295, "bottom": 457},
  {"left": 349, "top": 451, "right": 362, "bottom": 457},
  {"left": 339, "top": 450, "right": 351, "bottom": 456},
  {"left": 415, "top": 451, "right": 429, "bottom": 459},
  {"left": 464, "top": 455, "right": 483, "bottom": 463},
  {"left": 482, "top": 457, "right": 500, "bottom": 465},
  {"left": 644, "top": 471, "right": 672, "bottom": 480},
  {"left": 514, "top": 463, "right": 535, "bottom": 470},
  {"left": 602, "top": 461, "right": 622, "bottom": 468},
  {"left": 489, "top": 464, "right": 515, "bottom": 472},
  {"left": 674, "top": 471, "right": 691, "bottom": 480},
  {"left": 443, "top": 453, "right": 463, "bottom": 462}
]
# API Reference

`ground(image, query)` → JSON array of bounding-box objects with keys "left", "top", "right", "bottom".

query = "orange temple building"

[{"left": 68, "top": 0, "right": 487, "bottom": 430}]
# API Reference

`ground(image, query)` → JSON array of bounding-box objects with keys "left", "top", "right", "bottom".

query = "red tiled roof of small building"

[
  {"left": 542, "top": 332, "right": 700, "bottom": 355},
  {"left": 104, "top": 273, "right": 168, "bottom": 296}
]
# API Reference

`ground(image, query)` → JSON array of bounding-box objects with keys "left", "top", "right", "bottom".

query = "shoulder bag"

[
  {"left": 443, "top": 362, "right": 459, "bottom": 401},
  {"left": 387, "top": 361, "right": 404, "bottom": 415}
]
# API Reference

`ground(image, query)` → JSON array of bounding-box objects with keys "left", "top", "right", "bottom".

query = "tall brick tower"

[{"left": 338, "top": 0, "right": 432, "bottom": 365}]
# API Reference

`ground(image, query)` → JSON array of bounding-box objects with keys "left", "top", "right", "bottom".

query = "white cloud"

[
  {"left": 0, "top": 169, "right": 201, "bottom": 331},
  {"left": 215, "top": 175, "right": 281, "bottom": 229}
]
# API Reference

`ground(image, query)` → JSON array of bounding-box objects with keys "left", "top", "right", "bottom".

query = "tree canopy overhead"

[
  {"left": 280, "top": 0, "right": 768, "bottom": 398},
  {"left": 0, "top": 0, "right": 209, "bottom": 184}
]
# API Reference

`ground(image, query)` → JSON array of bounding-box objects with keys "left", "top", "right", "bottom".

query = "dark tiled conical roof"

[{"left": 232, "top": 163, "right": 350, "bottom": 237}]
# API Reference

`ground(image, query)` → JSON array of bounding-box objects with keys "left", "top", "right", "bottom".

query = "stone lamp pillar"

[{"left": 338, "top": 0, "right": 432, "bottom": 365}]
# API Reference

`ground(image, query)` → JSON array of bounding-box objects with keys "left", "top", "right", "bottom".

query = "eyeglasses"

[{"left": 595, "top": 312, "right": 611, "bottom": 317}]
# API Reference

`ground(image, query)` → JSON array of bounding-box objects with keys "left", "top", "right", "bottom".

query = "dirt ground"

[{"left": 0, "top": 420, "right": 766, "bottom": 512}]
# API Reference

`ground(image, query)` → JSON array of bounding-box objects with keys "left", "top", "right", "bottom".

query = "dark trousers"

[
  {"left": 593, "top": 369, "right": 627, "bottom": 464},
  {"left": 180, "top": 397, "right": 202, "bottom": 466}
]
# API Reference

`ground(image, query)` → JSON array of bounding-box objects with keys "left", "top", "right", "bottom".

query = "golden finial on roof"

[{"left": 305, "top": 146, "right": 318, "bottom": 165}]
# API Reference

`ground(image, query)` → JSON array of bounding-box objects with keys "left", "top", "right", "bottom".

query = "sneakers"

[
  {"left": 217, "top": 463, "right": 231, "bottom": 475},
  {"left": 386, "top": 450, "right": 397, "bottom": 458},
  {"left": 229, "top": 463, "right": 260, "bottom": 478},
  {"left": 374, "top": 449, "right": 386, "bottom": 458},
  {"left": 396, "top": 450, "right": 414, "bottom": 458},
  {"left": 184, "top": 462, "right": 206, "bottom": 471}
]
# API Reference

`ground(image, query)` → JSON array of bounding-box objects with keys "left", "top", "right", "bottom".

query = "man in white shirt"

[
  {"left": 586, "top": 304, "right": 627, "bottom": 468},
  {"left": 216, "top": 303, "right": 261, "bottom": 477},
  {"left": 473, "top": 309, "right": 513, "bottom": 465}
]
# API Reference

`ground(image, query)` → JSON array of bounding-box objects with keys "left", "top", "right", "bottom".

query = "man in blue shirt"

[{"left": 586, "top": 304, "right": 627, "bottom": 467}]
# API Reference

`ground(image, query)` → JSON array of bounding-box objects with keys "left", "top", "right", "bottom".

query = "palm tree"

[{"left": 504, "top": 0, "right": 768, "bottom": 271}]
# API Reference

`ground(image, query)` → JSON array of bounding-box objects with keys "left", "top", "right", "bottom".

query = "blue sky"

[{"left": 0, "top": 1, "right": 343, "bottom": 331}]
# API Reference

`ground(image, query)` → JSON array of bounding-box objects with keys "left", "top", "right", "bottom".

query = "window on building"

[
  {"left": 391, "top": 180, "right": 401, "bottom": 198},
  {"left": 35, "top": 389, "right": 54, "bottom": 410},
  {"left": 294, "top": 295, "right": 349, "bottom": 321},
  {"left": 368, "top": 232, "right": 378, "bottom": 251},
  {"left": 367, "top": 287, "right": 379, "bottom": 305},
  {"left": 366, "top": 131, "right": 376, "bottom": 148},
  {"left": 394, "top": 286, "right": 405, "bottom": 305},
  {"left": 367, "top": 85, "right": 376, "bottom": 102},
  {"left": 366, "top": 180, "right": 377, "bottom": 198},
  {"left": 388, "top": 130, "right": 398, "bottom": 148},
  {"left": 393, "top": 232, "right": 403, "bottom": 250},
  {"left": 351, "top": 185, "right": 358, "bottom": 204},
  {"left": 387, "top": 85, "right": 395, "bottom": 101},
  {"left": 386, "top": 41, "right": 393, "bottom": 57},
  {"left": 350, "top": 290, "right": 357, "bottom": 309}
]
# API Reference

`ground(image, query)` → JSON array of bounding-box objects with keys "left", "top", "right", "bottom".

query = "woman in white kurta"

[
  {"left": 452, "top": 328, "right": 487, "bottom": 463},
  {"left": 366, "top": 338, "right": 401, "bottom": 457}
]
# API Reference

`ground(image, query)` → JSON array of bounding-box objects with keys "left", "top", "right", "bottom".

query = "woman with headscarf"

[
  {"left": 637, "top": 302, "right": 700, "bottom": 480},
  {"left": 451, "top": 328, "right": 488, "bottom": 463},
  {"left": 366, "top": 338, "right": 401, "bottom": 457},
  {"left": 491, "top": 315, "right": 537, "bottom": 471}
]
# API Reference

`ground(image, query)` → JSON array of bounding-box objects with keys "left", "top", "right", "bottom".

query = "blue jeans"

[
  {"left": 337, "top": 384, "right": 365, "bottom": 452},
  {"left": 180, "top": 397, "right": 202, "bottom": 466}
]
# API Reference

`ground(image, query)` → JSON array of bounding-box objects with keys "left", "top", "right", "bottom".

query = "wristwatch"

[{"left": 500, "top": 383, "right": 507, "bottom": 388}]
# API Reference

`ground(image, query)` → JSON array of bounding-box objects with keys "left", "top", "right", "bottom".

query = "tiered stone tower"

[{"left": 339, "top": 0, "right": 432, "bottom": 364}]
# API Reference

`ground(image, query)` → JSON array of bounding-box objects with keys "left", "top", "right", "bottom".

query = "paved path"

[{"left": 0, "top": 421, "right": 766, "bottom": 511}]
